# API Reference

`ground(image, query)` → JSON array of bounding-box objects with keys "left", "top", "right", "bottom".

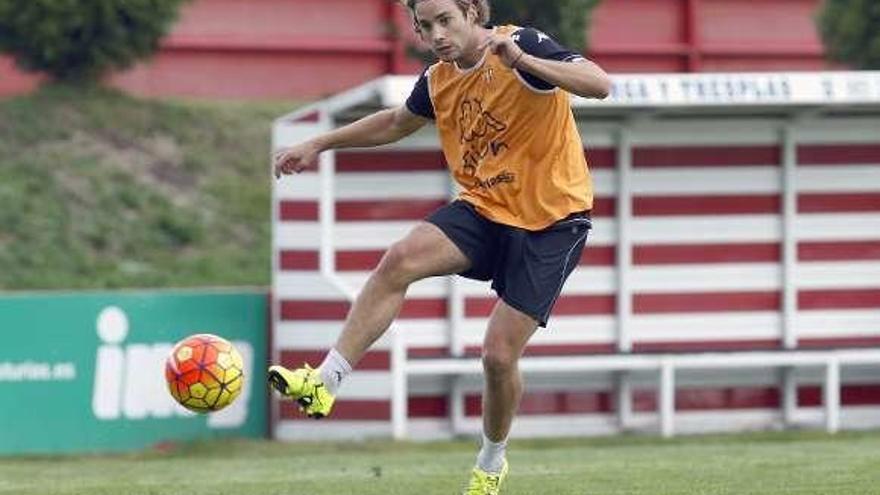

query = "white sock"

[
  {"left": 476, "top": 433, "right": 507, "bottom": 473},
  {"left": 318, "top": 348, "right": 352, "bottom": 395}
]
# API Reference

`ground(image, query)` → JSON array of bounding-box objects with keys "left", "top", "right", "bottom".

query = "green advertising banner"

[{"left": 0, "top": 290, "right": 267, "bottom": 454}]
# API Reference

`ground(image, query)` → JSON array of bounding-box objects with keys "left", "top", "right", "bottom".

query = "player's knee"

[
  {"left": 375, "top": 240, "right": 422, "bottom": 287},
  {"left": 481, "top": 345, "right": 518, "bottom": 376}
]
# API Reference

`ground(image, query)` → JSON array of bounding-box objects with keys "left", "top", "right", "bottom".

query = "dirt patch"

[{"left": 38, "top": 130, "right": 198, "bottom": 208}]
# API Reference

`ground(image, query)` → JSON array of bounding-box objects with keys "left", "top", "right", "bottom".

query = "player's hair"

[{"left": 401, "top": 0, "right": 491, "bottom": 31}]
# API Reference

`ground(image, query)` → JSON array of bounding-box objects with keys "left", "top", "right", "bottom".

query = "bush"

[
  {"left": 0, "top": 0, "right": 190, "bottom": 83},
  {"left": 492, "top": 0, "right": 602, "bottom": 52},
  {"left": 817, "top": 0, "right": 880, "bottom": 69}
]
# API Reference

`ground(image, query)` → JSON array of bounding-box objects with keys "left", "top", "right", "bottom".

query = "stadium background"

[
  {"left": 0, "top": 0, "right": 835, "bottom": 99},
  {"left": 1, "top": 0, "right": 878, "bottom": 455}
]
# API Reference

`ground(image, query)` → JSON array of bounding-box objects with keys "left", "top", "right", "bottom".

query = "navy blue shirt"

[{"left": 405, "top": 27, "right": 585, "bottom": 120}]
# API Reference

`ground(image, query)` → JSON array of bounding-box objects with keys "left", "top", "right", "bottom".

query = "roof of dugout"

[{"left": 276, "top": 71, "right": 880, "bottom": 126}]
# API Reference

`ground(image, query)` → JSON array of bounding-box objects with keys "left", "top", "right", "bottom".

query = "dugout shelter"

[{"left": 271, "top": 71, "right": 880, "bottom": 440}]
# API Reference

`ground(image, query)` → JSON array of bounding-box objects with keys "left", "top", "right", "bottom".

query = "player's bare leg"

[
  {"left": 482, "top": 300, "right": 539, "bottom": 442},
  {"left": 268, "top": 222, "right": 470, "bottom": 417},
  {"left": 464, "top": 300, "right": 538, "bottom": 493},
  {"left": 332, "top": 222, "right": 470, "bottom": 365}
]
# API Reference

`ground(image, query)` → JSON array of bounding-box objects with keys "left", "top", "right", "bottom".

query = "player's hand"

[
  {"left": 273, "top": 141, "right": 320, "bottom": 179},
  {"left": 478, "top": 34, "right": 525, "bottom": 69}
]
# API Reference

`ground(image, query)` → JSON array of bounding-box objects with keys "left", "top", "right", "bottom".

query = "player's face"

[{"left": 414, "top": 0, "right": 479, "bottom": 63}]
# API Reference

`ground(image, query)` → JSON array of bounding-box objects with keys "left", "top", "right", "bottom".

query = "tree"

[
  {"left": 0, "top": 0, "right": 191, "bottom": 84},
  {"left": 492, "top": 0, "right": 602, "bottom": 52},
  {"left": 816, "top": 0, "right": 880, "bottom": 69}
]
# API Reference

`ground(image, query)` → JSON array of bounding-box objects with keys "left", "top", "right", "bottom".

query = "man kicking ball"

[{"left": 269, "top": 1, "right": 610, "bottom": 493}]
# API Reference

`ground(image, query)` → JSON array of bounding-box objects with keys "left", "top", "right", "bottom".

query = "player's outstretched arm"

[{"left": 274, "top": 105, "right": 428, "bottom": 178}]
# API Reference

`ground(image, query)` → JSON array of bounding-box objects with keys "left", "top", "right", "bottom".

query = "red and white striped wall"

[{"left": 271, "top": 73, "right": 880, "bottom": 440}]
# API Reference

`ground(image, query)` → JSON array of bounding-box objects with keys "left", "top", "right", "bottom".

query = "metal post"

[
  {"left": 450, "top": 376, "right": 466, "bottom": 436},
  {"left": 781, "top": 124, "right": 798, "bottom": 349},
  {"left": 660, "top": 359, "right": 676, "bottom": 438},
  {"left": 446, "top": 175, "right": 466, "bottom": 435},
  {"left": 391, "top": 327, "right": 408, "bottom": 440},
  {"left": 781, "top": 366, "right": 798, "bottom": 427},
  {"left": 318, "top": 114, "right": 337, "bottom": 277},
  {"left": 614, "top": 371, "right": 632, "bottom": 431},
  {"left": 824, "top": 357, "right": 840, "bottom": 434},
  {"left": 616, "top": 127, "right": 634, "bottom": 353}
]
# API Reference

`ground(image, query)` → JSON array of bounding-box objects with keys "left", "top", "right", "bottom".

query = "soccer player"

[{"left": 269, "top": 0, "right": 610, "bottom": 493}]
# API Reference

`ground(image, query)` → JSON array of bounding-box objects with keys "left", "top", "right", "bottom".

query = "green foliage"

[
  {"left": 816, "top": 0, "right": 880, "bottom": 69},
  {"left": 0, "top": 0, "right": 190, "bottom": 83},
  {"left": 0, "top": 85, "right": 288, "bottom": 290},
  {"left": 492, "top": 0, "right": 602, "bottom": 52}
]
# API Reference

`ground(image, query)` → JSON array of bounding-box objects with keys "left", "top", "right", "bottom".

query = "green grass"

[
  {"left": 0, "top": 83, "right": 297, "bottom": 290},
  {"left": 1, "top": 430, "right": 879, "bottom": 494}
]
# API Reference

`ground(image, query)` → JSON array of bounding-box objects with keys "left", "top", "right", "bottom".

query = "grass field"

[{"left": 1, "top": 430, "right": 879, "bottom": 495}]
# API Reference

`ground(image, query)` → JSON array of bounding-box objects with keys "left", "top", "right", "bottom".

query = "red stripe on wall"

[
  {"left": 280, "top": 199, "right": 446, "bottom": 221},
  {"left": 280, "top": 240, "right": 879, "bottom": 271},
  {"left": 281, "top": 400, "right": 389, "bottom": 420},
  {"left": 282, "top": 289, "right": 843, "bottom": 320},
  {"left": 634, "top": 194, "right": 780, "bottom": 216},
  {"left": 799, "top": 241, "right": 880, "bottom": 261},
  {"left": 280, "top": 299, "right": 446, "bottom": 320},
  {"left": 591, "top": 196, "right": 617, "bottom": 217},
  {"left": 279, "top": 397, "right": 442, "bottom": 421},
  {"left": 798, "top": 144, "right": 880, "bottom": 165},
  {"left": 579, "top": 245, "right": 616, "bottom": 266},
  {"left": 336, "top": 199, "right": 447, "bottom": 220},
  {"left": 633, "top": 145, "right": 780, "bottom": 168},
  {"left": 279, "top": 250, "right": 320, "bottom": 270},
  {"left": 280, "top": 350, "right": 390, "bottom": 370},
  {"left": 634, "top": 242, "right": 780, "bottom": 264},
  {"left": 336, "top": 151, "right": 447, "bottom": 172},
  {"left": 512, "top": 391, "right": 613, "bottom": 415},
  {"left": 799, "top": 289, "right": 880, "bottom": 310},
  {"left": 281, "top": 397, "right": 448, "bottom": 420},
  {"left": 279, "top": 201, "right": 318, "bottom": 221},
  {"left": 464, "top": 295, "right": 616, "bottom": 317},
  {"left": 470, "top": 385, "right": 880, "bottom": 416},
  {"left": 280, "top": 300, "right": 349, "bottom": 320},
  {"left": 337, "top": 250, "right": 385, "bottom": 270},
  {"left": 632, "top": 339, "right": 782, "bottom": 353},
  {"left": 519, "top": 343, "right": 617, "bottom": 356},
  {"left": 799, "top": 193, "right": 880, "bottom": 213},
  {"left": 551, "top": 295, "right": 617, "bottom": 315},
  {"left": 798, "top": 385, "right": 880, "bottom": 407},
  {"left": 278, "top": 249, "right": 384, "bottom": 271},
  {"left": 634, "top": 291, "right": 780, "bottom": 313},
  {"left": 462, "top": 295, "right": 616, "bottom": 318},
  {"left": 799, "top": 336, "right": 880, "bottom": 349},
  {"left": 586, "top": 148, "right": 616, "bottom": 169},
  {"left": 632, "top": 388, "right": 779, "bottom": 412}
]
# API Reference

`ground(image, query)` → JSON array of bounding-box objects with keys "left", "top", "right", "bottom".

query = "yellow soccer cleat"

[
  {"left": 463, "top": 459, "right": 509, "bottom": 495},
  {"left": 267, "top": 364, "right": 335, "bottom": 419}
]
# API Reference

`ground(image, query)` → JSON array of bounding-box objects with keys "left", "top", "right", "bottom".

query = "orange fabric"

[{"left": 426, "top": 25, "right": 593, "bottom": 230}]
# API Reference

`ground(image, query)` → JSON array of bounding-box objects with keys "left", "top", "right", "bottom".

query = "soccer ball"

[{"left": 165, "top": 333, "right": 244, "bottom": 413}]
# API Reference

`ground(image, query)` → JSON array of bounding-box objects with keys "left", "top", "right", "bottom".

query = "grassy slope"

[
  {"left": 0, "top": 431, "right": 878, "bottom": 495},
  {"left": 0, "top": 84, "right": 292, "bottom": 290}
]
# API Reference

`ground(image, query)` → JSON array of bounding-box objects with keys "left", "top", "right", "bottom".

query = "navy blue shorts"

[{"left": 427, "top": 200, "right": 591, "bottom": 327}]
